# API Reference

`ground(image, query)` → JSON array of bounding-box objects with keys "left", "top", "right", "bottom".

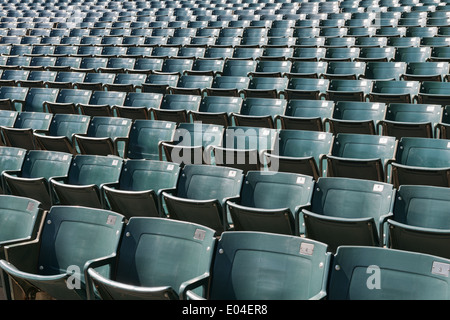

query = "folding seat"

[
  {"left": 302, "top": 177, "right": 396, "bottom": 252},
  {"left": 75, "top": 57, "right": 109, "bottom": 73},
  {"left": 386, "top": 36, "right": 421, "bottom": 48},
  {"left": 292, "top": 27, "right": 321, "bottom": 39},
  {"left": 98, "top": 57, "right": 136, "bottom": 74},
  {"left": 354, "top": 36, "right": 388, "bottom": 48},
  {"left": 125, "top": 47, "right": 153, "bottom": 59},
  {"left": 73, "top": 116, "right": 132, "bottom": 157},
  {"left": 2, "top": 150, "right": 73, "bottom": 209},
  {"left": 18, "top": 87, "right": 59, "bottom": 113},
  {"left": 204, "top": 76, "right": 250, "bottom": 97},
  {"left": 322, "top": 61, "right": 366, "bottom": 80},
  {"left": 78, "top": 91, "right": 127, "bottom": 117},
  {"left": 438, "top": 105, "right": 450, "bottom": 139},
  {"left": 0, "top": 70, "right": 29, "bottom": 86},
  {"left": 260, "top": 47, "right": 294, "bottom": 61},
  {"left": 24, "top": 56, "right": 57, "bottom": 71},
  {"left": 276, "top": 99, "right": 334, "bottom": 132},
  {"left": 102, "top": 160, "right": 181, "bottom": 219},
  {"left": 128, "top": 57, "right": 164, "bottom": 75},
  {"left": 203, "top": 46, "right": 234, "bottom": 60},
  {"left": 231, "top": 97, "right": 286, "bottom": 128},
  {"left": 322, "top": 47, "right": 360, "bottom": 62},
  {"left": 48, "top": 57, "right": 83, "bottom": 72},
  {"left": 160, "top": 123, "right": 224, "bottom": 165},
  {"left": 151, "top": 46, "right": 180, "bottom": 59},
  {"left": 375, "top": 26, "right": 407, "bottom": 37},
  {"left": 162, "top": 164, "right": 243, "bottom": 234},
  {"left": 186, "top": 231, "right": 331, "bottom": 300},
  {"left": 86, "top": 216, "right": 215, "bottom": 300},
  {"left": 0, "top": 87, "right": 29, "bottom": 112},
  {"left": 185, "top": 58, "right": 224, "bottom": 76},
  {"left": 210, "top": 126, "right": 278, "bottom": 173},
  {"left": 73, "top": 72, "right": 115, "bottom": 91},
  {"left": 33, "top": 113, "right": 90, "bottom": 155},
  {"left": 103, "top": 73, "right": 147, "bottom": 93},
  {"left": 291, "top": 47, "right": 326, "bottom": 62},
  {"left": 284, "top": 78, "right": 329, "bottom": 100},
  {"left": 30, "top": 45, "right": 55, "bottom": 56},
  {"left": 190, "top": 96, "right": 242, "bottom": 127},
  {"left": 362, "top": 62, "right": 407, "bottom": 81},
  {"left": 151, "top": 94, "right": 201, "bottom": 124},
  {"left": 100, "top": 37, "right": 124, "bottom": 48},
  {"left": 387, "top": 137, "right": 450, "bottom": 188},
  {"left": 167, "top": 75, "right": 214, "bottom": 96},
  {"left": 421, "top": 37, "right": 450, "bottom": 48},
  {"left": 401, "top": 62, "right": 449, "bottom": 82},
  {"left": 240, "top": 77, "right": 289, "bottom": 99},
  {"left": 325, "top": 79, "right": 373, "bottom": 102},
  {"left": 50, "top": 154, "right": 123, "bottom": 208},
  {"left": 250, "top": 60, "right": 292, "bottom": 78},
  {"left": 232, "top": 46, "right": 264, "bottom": 60},
  {"left": 295, "top": 37, "right": 326, "bottom": 48},
  {"left": 429, "top": 46, "right": 450, "bottom": 62},
  {"left": 264, "top": 129, "right": 333, "bottom": 180},
  {"left": 177, "top": 46, "right": 206, "bottom": 59},
  {"left": 285, "top": 61, "right": 327, "bottom": 79},
  {"left": 325, "top": 101, "right": 386, "bottom": 135},
  {"left": 0, "top": 146, "right": 26, "bottom": 192},
  {"left": 379, "top": 103, "right": 442, "bottom": 139},
  {"left": 394, "top": 47, "right": 432, "bottom": 63},
  {"left": 141, "top": 72, "right": 179, "bottom": 94},
  {"left": 406, "top": 26, "right": 438, "bottom": 37},
  {"left": 221, "top": 58, "right": 257, "bottom": 77},
  {"left": 1, "top": 112, "right": 53, "bottom": 150},
  {"left": 322, "top": 133, "right": 397, "bottom": 182},
  {"left": 9, "top": 45, "right": 33, "bottom": 56},
  {"left": 0, "top": 205, "right": 124, "bottom": 300},
  {"left": 369, "top": 80, "right": 420, "bottom": 104},
  {"left": 45, "top": 71, "right": 85, "bottom": 89},
  {"left": 328, "top": 246, "right": 450, "bottom": 300},
  {"left": 416, "top": 81, "right": 450, "bottom": 106},
  {"left": 15, "top": 71, "right": 56, "bottom": 88},
  {"left": 112, "top": 92, "right": 163, "bottom": 121},
  {"left": 44, "top": 88, "right": 91, "bottom": 114},
  {"left": 356, "top": 47, "right": 396, "bottom": 62},
  {"left": 80, "top": 36, "right": 102, "bottom": 46},
  {"left": 75, "top": 46, "right": 103, "bottom": 58}
]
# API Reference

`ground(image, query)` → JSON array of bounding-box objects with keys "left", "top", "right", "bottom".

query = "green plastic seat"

[
  {"left": 416, "top": 81, "right": 450, "bottom": 106},
  {"left": 33, "top": 114, "right": 90, "bottom": 155},
  {"left": 387, "top": 185, "right": 450, "bottom": 259},
  {"left": 356, "top": 47, "right": 396, "bottom": 62},
  {"left": 46, "top": 71, "right": 85, "bottom": 89},
  {"left": 227, "top": 171, "right": 314, "bottom": 235},
  {"left": 44, "top": 88, "right": 92, "bottom": 114},
  {"left": 151, "top": 94, "right": 201, "bottom": 124},
  {"left": 241, "top": 77, "right": 289, "bottom": 99},
  {"left": 86, "top": 217, "right": 216, "bottom": 300},
  {"left": 74, "top": 117, "right": 132, "bottom": 157},
  {"left": 394, "top": 47, "right": 432, "bottom": 63},
  {"left": 264, "top": 129, "right": 333, "bottom": 179},
  {"left": 112, "top": 92, "right": 163, "bottom": 121},
  {"left": 276, "top": 99, "right": 334, "bottom": 132},
  {"left": 78, "top": 91, "right": 127, "bottom": 117},
  {"left": 328, "top": 246, "right": 450, "bottom": 300},
  {"left": 17, "top": 71, "right": 58, "bottom": 88},
  {"left": 322, "top": 61, "right": 366, "bottom": 80},
  {"left": 185, "top": 231, "right": 331, "bottom": 300},
  {"left": 401, "top": 62, "right": 449, "bottom": 82},
  {"left": 325, "top": 79, "right": 373, "bottom": 102},
  {"left": 190, "top": 96, "right": 242, "bottom": 127},
  {"left": 168, "top": 75, "right": 214, "bottom": 96},
  {"left": 103, "top": 73, "right": 147, "bottom": 93},
  {"left": 388, "top": 137, "right": 450, "bottom": 188},
  {"left": 438, "top": 105, "right": 450, "bottom": 139},
  {"left": 286, "top": 61, "right": 327, "bottom": 79},
  {"left": 161, "top": 123, "right": 223, "bottom": 165},
  {"left": 322, "top": 133, "right": 397, "bottom": 182},
  {"left": 379, "top": 103, "right": 443, "bottom": 139},
  {"left": 221, "top": 58, "right": 257, "bottom": 77},
  {"left": 50, "top": 155, "right": 123, "bottom": 208},
  {"left": 231, "top": 97, "right": 287, "bottom": 128},
  {"left": 362, "top": 62, "right": 407, "bottom": 81},
  {"left": 162, "top": 164, "right": 244, "bottom": 235},
  {"left": 0, "top": 86, "right": 28, "bottom": 112},
  {"left": 211, "top": 126, "right": 278, "bottom": 173},
  {"left": 0, "top": 109, "right": 18, "bottom": 127},
  {"left": 0, "top": 205, "right": 124, "bottom": 300},
  {"left": 369, "top": 80, "right": 420, "bottom": 104},
  {"left": 103, "top": 160, "right": 180, "bottom": 219},
  {"left": 325, "top": 101, "right": 386, "bottom": 135},
  {"left": 19, "top": 88, "right": 59, "bottom": 113},
  {"left": 302, "top": 177, "right": 395, "bottom": 252},
  {"left": 284, "top": 78, "right": 329, "bottom": 100},
  {"left": 0, "top": 146, "right": 26, "bottom": 192},
  {"left": 204, "top": 76, "right": 250, "bottom": 97}
]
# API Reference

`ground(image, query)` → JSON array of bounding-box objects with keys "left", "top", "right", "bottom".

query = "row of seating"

[{"left": 0, "top": 197, "right": 449, "bottom": 300}]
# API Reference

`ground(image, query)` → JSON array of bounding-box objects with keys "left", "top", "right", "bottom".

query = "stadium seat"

[
  {"left": 231, "top": 97, "right": 287, "bottom": 128},
  {"left": 0, "top": 70, "right": 29, "bottom": 87},
  {"left": 286, "top": 61, "right": 327, "bottom": 79},
  {"left": 284, "top": 78, "right": 329, "bottom": 100},
  {"left": 416, "top": 81, "right": 450, "bottom": 106},
  {"left": 19, "top": 87, "right": 59, "bottom": 113},
  {"left": 46, "top": 71, "right": 86, "bottom": 89},
  {"left": 241, "top": 77, "right": 289, "bottom": 99},
  {"left": 103, "top": 74, "right": 147, "bottom": 93},
  {"left": 167, "top": 75, "right": 214, "bottom": 96},
  {"left": 17, "top": 71, "right": 57, "bottom": 88},
  {"left": 142, "top": 72, "right": 179, "bottom": 94},
  {"left": 162, "top": 164, "right": 244, "bottom": 234},
  {"left": 0, "top": 205, "right": 124, "bottom": 300},
  {"left": 369, "top": 80, "right": 420, "bottom": 104},
  {"left": 103, "top": 160, "right": 181, "bottom": 219},
  {"left": 151, "top": 94, "right": 201, "bottom": 124},
  {"left": 227, "top": 171, "right": 315, "bottom": 235},
  {"left": 362, "top": 62, "right": 408, "bottom": 81},
  {"left": 44, "top": 88, "right": 91, "bottom": 114},
  {"left": 325, "top": 79, "right": 373, "bottom": 102},
  {"left": 113, "top": 92, "right": 163, "bottom": 120},
  {"left": 356, "top": 47, "right": 396, "bottom": 62},
  {"left": 400, "top": 62, "right": 449, "bottom": 82},
  {"left": 0, "top": 86, "right": 28, "bottom": 112},
  {"left": 302, "top": 177, "right": 395, "bottom": 252},
  {"left": 186, "top": 58, "right": 225, "bottom": 77},
  {"left": 86, "top": 217, "right": 216, "bottom": 300},
  {"left": 204, "top": 76, "right": 250, "bottom": 97},
  {"left": 78, "top": 91, "right": 127, "bottom": 117},
  {"left": 190, "top": 96, "right": 242, "bottom": 127},
  {"left": 185, "top": 231, "right": 331, "bottom": 300},
  {"left": 328, "top": 246, "right": 450, "bottom": 300},
  {"left": 50, "top": 154, "right": 123, "bottom": 208},
  {"left": 0, "top": 146, "right": 26, "bottom": 193},
  {"left": 437, "top": 105, "right": 450, "bottom": 139},
  {"left": 221, "top": 59, "right": 257, "bottom": 77},
  {"left": 75, "top": 72, "right": 116, "bottom": 91}
]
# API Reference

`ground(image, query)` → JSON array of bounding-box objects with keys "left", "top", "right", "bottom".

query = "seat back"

[
  {"left": 19, "top": 150, "right": 72, "bottom": 180},
  {"left": 66, "top": 155, "right": 123, "bottom": 186}
]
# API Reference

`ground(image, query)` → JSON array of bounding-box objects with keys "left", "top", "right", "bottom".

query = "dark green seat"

[
  {"left": 362, "top": 61, "right": 407, "bottom": 81},
  {"left": 74, "top": 117, "right": 132, "bottom": 157},
  {"left": 50, "top": 155, "right": 123, "bottom": 208},
  {"left": 0, "top": 206, "right": 124, "bottom": 300},
  {"left": 379, "top": 103, "right": 443, "bottom": 139},
  {"left": 185, "top": 231, "right": 331, "bottom": 300},
  {"left": 162, "top": 164, "right": 244, "bottom": 235},
  {"left": 227, "top": 171, "right": 314, "bottom": 235},
  {"left": 151, "top": 94, "right": 201, "bottom": 124},
  {"left": 168, "top": 75, "right": 214, "bottom": 96},
  {"left": 44, "top": 88, "right": 92, "bottom": 114},
  {"left": 113, "top": 92, "right": 163, "bottom": 121},
  {"left": 0, "top": 146, "right": 26, "bottom": 193},
  {"left": 231, "top": 97, "right": 287, "bottom": 128},
  {"left": 438, "top": 105, "right": 450, "bottom": 139},
  {"left": 86, "top": 217, "right": 216, "bottom": 300},
  {"left": 264, "top": 129, "right": 333, "bottom": 179},
  {"left": 387, "top": 185, "right": 450, "bottom": 259},
  {"left": 33, "top": 114, "right": 91, "bottom": 155},
  {"left": 323, "top": 133, "right": 397, "bottom": 182},
  {"left": 190, "top": 96, "right": 242, "bottom": 127},
  {"left": 284, "top": 78, "right": 329, "bottom": 100},
  {"left": 78, "top": 91, "right": 127, "bottom": 117},
  {"left": 369, "top": 80, "right": 420, "bottom": 104},
  {"left": 325, "top": 79, "right": 373, "bottom": 102},
  {"left": 0, "top": 86, "right": 28, "bottom": 112},
  {"left": 302, "top": 177, "right": 395, "bottom": 253},
  {"left": 103, "top": 160, "right": 180, "bottom": 219},
  {"left": 388, "top": 137, "right": 450, "bottom": 188},
  {"left": 416, "top": 81, "right": 450, "bottom": 106},
  {"left": 240, "top": 77, "right": 289, "bottom": 99},
  {"left": 401, "top": 62, "right": 449, "bottom": 82},
  {"left": 328, "top": 246, "right": 450, "bottom": 300},
  {"left": 204, "top": 76, "right": 250, "bottom": 97},
  {"left": 0, "top": 110, "right": 17, "bottom": 128}
]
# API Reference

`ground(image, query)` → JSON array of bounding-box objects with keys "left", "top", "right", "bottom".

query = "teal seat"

[
  {"left": 190, "top": 96, "right": 242, "bottom": 127},
  {"left": 33, "top": 114, "right": 91, "bottom": 155},
  {"left": 113, "top": 92, "right": 164, "bottom": 121},
  {"left": 151, "top": 94, "right": 201, "bottom": 124},
  {"left": 264, "top": 129, "right": 333, "bottom": 179},
  {"left": 168, "top": 75, "right": 214, "bottom": 96},
  {"left": 19, "top": 88, "right": 59, "bottom": 113},
  {"left": 46, "top": 71, "right": 85, "bottom": 89},
  {"left": 286, "top": 61, "right": 327, "bottom": 79},
  {"left": 284, "top": 78, "right": 329, "bottom": 100},
  {"left": 50, "top": 155, "right": 123, "bottom": 208},
  {"left": 2, "top": 150, "right": 72, "bottom": 209},
  {"left": 277, "top": 99, "right": 334, "bottom": 132},
  {"left": 185, "top": 231, "right": 331, "bottom": 300},
  {"left": 356, "top": 47, "right": 396, "bottom": 62},
  {"left": 186, "top": 58, "right": 224, "bottom": 77},
  {"left": 74, "top": 116, "right": 132, "bottom": 157},
  {"left": 328, "top": 246, "right": 450, "bottom": 300},
  {"left": 86, "top": 217, "right": 216, "bottom": 300},
  {"left": 369, "top": 80, "right": 420, "bottom": 104},
  {"left": 44, "top": 88, "right": 92, "bottom": 114},
  {"left": 17, "top": 71, "right": 58, "bottom": 88},
  {"left": 302, "top": 177, "right": 395, "bottom": 252},
  {"left": 103, "top": 73, "right": 146, "bottom": 93},
  {"left": 231, "top": 97, "right": 287, "bottom": 128},
  {"left": 162, "top": 164, "right": 243, "bottom": 235},
  {"left": 221, "top": 58, "right": 257, "bottom": 77},
  {"left": 387, "top": 185, "right": 450, "bottom": 259},
  {"left": 78, "top": 91, "right": 127, "bottom": 117},
  {"left": 437, "top": 105, "right": 450, "bottom": 139},
  {"left": 241, "top": 77, "right": 289, "bottom": 99},
  {"left": 0, "top": 146, "right": 26, "bottom": 193},
  {"left": 204, "top": 76, "right": 250, "bottom": 97},
  {"left": 0, "top": 206, "right": 124, "bottom": 300},
  {"left": 379, "top": 103, "right": 443, "bottom": 139},
  {"left": 322, "top": 61, "right": 366, "bottom": 80},
  {"left": 416, "top": 81, "right": 450, "bottom": 106},
  {"left": 0, "top": 109, "right": 17, "bottom": 127},
  {"left": 325, "top": 79, "right": 373, "bottom": 102},
  {"left": 388, "top": 137, "right": 450, "bottom": 188},
  {"left": 401, "top": 62, "right": 449, "bottom": 82},
  {"left": 0, "top": 86, "right": 28, "bottom": 112},
  {"left": 323, "top": 133, "right": 397, "bottom": 182},
  {"left": 362, "top": 62, "right": 407, "bottom": 81},
  {"left": 103, "top": 160, "right": 180, "bottom": 219},
  {"left": 227, "top": 171, "right": 314, "bottom": 235}
]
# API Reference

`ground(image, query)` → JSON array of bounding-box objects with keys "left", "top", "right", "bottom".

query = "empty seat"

[
  {"left": 142, "top": 72, "right": 179, "bottom": 94},
  {"left": 168, "top": 75, "right": 213, "bottom": 96},
  {"left": 231, "top": 97, "right": 287, "bottom": 128},
  {"left": 285, "top": 78, "right": 329, "bottom": 100},
  {"left": 362, "top": 62, "right": 408, "bottom": 81},
  {"left": 78, "top": 91, "right": 127, "bottom": 117},
  {"left": 241, "top": 77, "right": 289, "bottom": 99},
  {"left": 416, "top": 81, "right": 450, "bottom": 106},
  {"left": 152, "top": 94, "right": 201, "bottom": 124},
  {"left": 438, "top": 105, "right": 450, "bottom": 139},
  {"left": 190, "top": 96, "right": 242, "bottom": 127},
  {"left": 0, "top": 146, "right": 26, "bottom": 193},
  {"left": 369, "top": 80, "right": 420, "bottom": 104},
  {"left": 401, "top": 62, "right": 449, "bottom": 82},
  {"left": 276, "top": 100, "right": 334, "bottom": 132},
  {"left": 44, "top": 89, "right": 92, "bottom": 114},
  {"left": 204, "top": 76, "right": 250, "bottom": 97},
  {"left": 113, "top": 92, "right": 163, "bottom": 120},
  {"left": 20, "top": 87, "right": 59, "bottom": 113}
]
